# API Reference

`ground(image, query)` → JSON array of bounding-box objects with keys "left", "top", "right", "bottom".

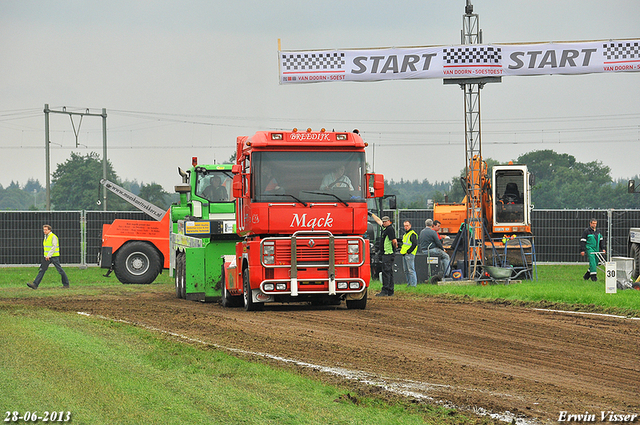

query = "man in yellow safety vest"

[
  {"left": 27, "top": 224, "right": 70, "bottom": 289},
  {"left": 400, "top": 220, "right": 418, "bottom": 286}
]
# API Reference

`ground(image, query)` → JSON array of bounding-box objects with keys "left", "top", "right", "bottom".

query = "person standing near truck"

[
  {"left": 370, "top": 213, "right": 397, "bottom": 296},
  {"left": 400, "top": 220, "right": 418, "bottom": 287},
  {"left": 580, "top": 218, "right": 605, "bottom": 281},
  {"left": 27, "top": 224, "right": 70, "bottom": 289}
]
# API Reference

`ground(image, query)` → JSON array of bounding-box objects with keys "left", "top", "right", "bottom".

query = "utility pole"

[
  {"left": 443, "top": 1, "right": 500, "bottom": 278},
  {"left": 44, "top": 104, "right": 108, "bottom": 211}
]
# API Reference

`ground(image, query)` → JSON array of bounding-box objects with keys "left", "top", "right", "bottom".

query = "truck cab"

[{"left": 223, "top": 129, "right": 384, "bottom": 310}]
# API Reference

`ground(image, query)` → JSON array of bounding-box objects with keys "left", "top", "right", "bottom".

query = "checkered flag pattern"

[
  {"left": 603, "top": 42, "right": 640, "bottom": 61},
  {"left": 443, "top": 46, "right": 501, "bottom": 65},
  {"left": 281, "top": 52, "right": 346, "bottom": 71}
]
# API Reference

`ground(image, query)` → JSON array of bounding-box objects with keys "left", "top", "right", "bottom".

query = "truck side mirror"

[
  {"left": 365, "top": 173, "right": 385, "bottom": 198},
  {"left": 629, "top": 180, "right": 636, "bottom": 194},
  {"left": 233, "top": 175, "right": 243, "bottom": 198}
]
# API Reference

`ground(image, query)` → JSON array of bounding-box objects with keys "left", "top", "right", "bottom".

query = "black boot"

[
  {"left": 590, "top": 275, "right": 597, "bottom": 282},
  {"left": 583, "top": 271, "right": 590, "bottom": 280}
]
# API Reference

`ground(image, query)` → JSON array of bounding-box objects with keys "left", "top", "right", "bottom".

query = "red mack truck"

[{"left": 221, "top": 129, "right": 385, "bottom": 311}]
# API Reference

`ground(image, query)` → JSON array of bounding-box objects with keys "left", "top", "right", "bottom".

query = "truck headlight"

[
  {"left": 348, "top": 241, "right": 359, "bottom": 263},
  {"left": 263, "top": 283, "right": 274, "bottom": 291},
  {"left": 276, "top": 283, "right": 287, "bottom": 291},
  {"left": 337, "top": 282, "right": 348, "bottom": 289},
  {"left": 349, "top": 282, "right": 360, "bottom": 289},
  {"left": 263, "top": 242, "right": 275, "bottom": 264}
]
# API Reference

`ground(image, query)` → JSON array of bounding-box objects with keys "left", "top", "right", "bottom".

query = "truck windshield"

[
  {"left": 195, "top": 169, "right": 235, "bottom": 203},
  {"left": 253, "top": 151, "right": 366, "bottom": 203}
]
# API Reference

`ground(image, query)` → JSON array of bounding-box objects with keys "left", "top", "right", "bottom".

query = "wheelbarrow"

[{"left": 482, "top": 265, "right": 514, "bottom": 284}]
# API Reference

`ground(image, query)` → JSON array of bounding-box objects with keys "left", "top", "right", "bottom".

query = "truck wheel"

[
  {"left": 346, "top": 288, "right": 367, "bottom": 310},
  {"left": 631, "top": 243, "right": 640, "bottom": 281},
  {"left": 242, "top": 269, "right": 263, "bottom": 311},
  {"left": 114, "top": 241, "right": 161, "bottom": 284},
  {"left": 175, "top": 252, "right": 185, "bottom": 299}
]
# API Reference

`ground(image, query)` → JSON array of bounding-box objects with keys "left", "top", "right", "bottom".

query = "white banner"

[{"left": 279, "top": 39, "right": 640, "bottom": 84}]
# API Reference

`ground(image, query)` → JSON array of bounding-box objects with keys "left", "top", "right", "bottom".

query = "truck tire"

[
  {"left": 175, "top": 252, "right": 185, "bottom": 299},
  {"left": 346, "top": 288, "right": 367, "bottom": 310},
  {"left": 631, "top": 243, "right": 640, "bottom": 281},
  {"left": 114, "top": 241, "right": 161, "bottom": 284},
  {"left": 242, "top": 269, "right": 263, "bottom": 311}
]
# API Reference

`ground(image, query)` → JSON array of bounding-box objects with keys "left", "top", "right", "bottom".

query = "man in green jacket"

[
  {"left": 27, "top": 224, "right": 70, "bottom": 289},
  {"left": 579, "top": 218, "right": 605, "bottom": 282}
]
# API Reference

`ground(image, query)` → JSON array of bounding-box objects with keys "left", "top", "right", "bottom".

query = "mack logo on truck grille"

[{"left": 290, "top": 213, "right": 334, "bottom": 228}]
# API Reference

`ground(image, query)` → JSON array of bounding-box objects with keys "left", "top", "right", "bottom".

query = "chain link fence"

[
  {"left": 384, "top": 209, "right": 639, "bottom": 264},
  {"left": 1, "top": 209, "right": 638, "bottom": 266},
  {"left": 0, "top": 211, "right": 156, "bottom": 266}
]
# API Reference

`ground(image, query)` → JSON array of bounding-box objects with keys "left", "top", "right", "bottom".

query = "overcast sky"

[{"left": 1, "top": 1, "right": 639, "bottom": 195}]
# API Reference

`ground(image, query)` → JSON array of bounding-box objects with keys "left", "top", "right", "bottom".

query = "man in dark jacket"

[
  {"left": 371, "top": 213, "right": 397, "bottom": 296},
  {"left": 580, "top": 218, "right": 605, "bottom": 281}
]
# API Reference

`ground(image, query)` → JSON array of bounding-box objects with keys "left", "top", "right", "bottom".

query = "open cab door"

[{"left": 491, "top": 165, "right": 532, "bottom": 234}]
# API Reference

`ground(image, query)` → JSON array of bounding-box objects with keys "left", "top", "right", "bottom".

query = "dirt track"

[{"left": 9, "top": 287, "right": 640, "bottom": 423}]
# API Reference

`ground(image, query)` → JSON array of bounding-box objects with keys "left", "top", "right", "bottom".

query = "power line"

[{"left": 2, "top": 138, "right": 636, "bottom": 150}]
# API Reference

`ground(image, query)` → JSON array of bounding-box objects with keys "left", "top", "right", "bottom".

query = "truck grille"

[{"left": 275, "top": 239, "right": 349, "bottom": 264}]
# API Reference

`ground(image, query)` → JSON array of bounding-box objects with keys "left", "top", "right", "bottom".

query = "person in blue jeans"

[
  {"left": 400, "top": 220, "right": 418, "bottom": 286},
  {"left": 27, "top": 224, "right": 69, "bottom": 289}
]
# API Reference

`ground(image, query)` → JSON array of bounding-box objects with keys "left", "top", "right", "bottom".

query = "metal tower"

[
  {"left": 462, "top": 1, "right": 484, "bottom": 277},
  {"left": 444, "top": 1, "right": 501, "bottom": 278}
]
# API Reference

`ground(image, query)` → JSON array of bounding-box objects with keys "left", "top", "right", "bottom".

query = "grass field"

[
  {"left": 1, "top": 264, "right": 638, "bottom": 424},
  {"left": 390, "top": 264, "right": 640, "bottom": 316}
]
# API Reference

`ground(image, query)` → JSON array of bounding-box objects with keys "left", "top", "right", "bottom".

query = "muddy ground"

[{"left": 8, "top": 287, "right": 640, "bottom": 423}]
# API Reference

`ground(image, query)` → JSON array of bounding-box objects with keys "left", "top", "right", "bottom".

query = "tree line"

[
  {"left": 387, "top": 149, "right": 640, "bottom": 209},
  {"left": 1, "top": 149, "right": 639, "bottom": 211},
  {"left": 0, "top": 152, "right": 174, "bottom": 211}
]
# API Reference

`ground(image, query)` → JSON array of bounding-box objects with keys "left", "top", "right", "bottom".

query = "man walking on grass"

[{"left": 27, "top": 224, "right": 70, "bottom": 289}]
